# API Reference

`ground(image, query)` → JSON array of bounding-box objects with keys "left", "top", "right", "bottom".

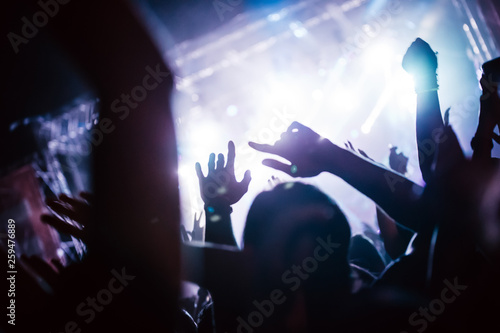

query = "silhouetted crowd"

[{"left": 4, "top": 36, "right": 500, "bottom": 333}]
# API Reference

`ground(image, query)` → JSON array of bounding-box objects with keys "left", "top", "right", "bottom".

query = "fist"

[{"left": 402, "top": 38, "right": 437, "bottom": 77}]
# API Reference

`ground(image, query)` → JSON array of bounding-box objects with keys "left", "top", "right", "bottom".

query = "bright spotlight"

[
  {"left": 267, "top": 13, "right": 281, "bottom": 22},
  {"left": 265, "top": 79, "right": 304, "bottom": 106},
  {"left": 312, "top": 89, "right": 324, "bottom": 101},
  {"left": 361, "top": 122, "right": 372, "bottom": 134},
  {"left": 188, "top": 122, "right": 222, "bottom": 158},
  {"left": 333, "top": 89, "right": 357, "bottom": 111},
  {"left": 177, "top": 165, "right": 193, "bottom": 179},
  {"left": 226, "top": 105, "right": 238, "bottom": 116},
  {"left": 289, "top": 21, "right": 307, "bottom": 38},
  {"left": 364, "top": 44, "right": 393, "bottom": 68}
]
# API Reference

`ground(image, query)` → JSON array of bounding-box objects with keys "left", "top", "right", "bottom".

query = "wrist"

[
  {"left": 204, "top": 199, "right": 233, "bottom": 215},
  {"left": 322, "top": 141, "right": 346, "bottom": 175},
  {"left": 414, "top": 73, "right": 438, "bottom": 94},
  {"left": 471, "top": 134, "right": 493, "bottom": 152},
  {"left": 476, "top": 120, "right": 496, "bottom": 137}
]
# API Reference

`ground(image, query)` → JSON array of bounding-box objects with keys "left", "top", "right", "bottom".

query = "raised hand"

[
  {"left": 471, "top": 74, "right": 500, "bottom": 161},
  {"left": 478, "top": 75, "right": 500, "bottom": 133},
  {"left": 41, "top": 192, "right": 93, "bottom": 242},
  {"left": 195, "top": 141, "right": 251, "bottom": 206},
  {"left": 251, "top": 121, "right": 423, "bottom": 230},
  {"left": 444, "top": 107, "right": 450, "bottom": 126},
  {"left": 180, "top": 224, "right": 191, "bottom": 243},
  {"left": 180, "top": 212, "right": 204, "bottom": 242},
  {"left": 402, "top": 38, "right": 446, "bottom": 182},
  {"left": 389, "top": 147, "right": 409, "bottom": 175},
  {"left": 403, "top": 38, "right": 439, "bottom": 96},
  {"left": 195, "top": 142, "right": 248, "bottom": 246},
  {"left": 267, "top": 175, "right": 282, "bottom": 188},
  {"left": 191, "top": 211, "right": 204, "bottom": 242},
  {"left": 249, "top": 122, "right": 335, "bottom": 177},
  {"left": 402, "top": 38, "right": 438, "bottom": 77},
  {"left": 345, "top": 141, "right": 375, "bottom": 162}
]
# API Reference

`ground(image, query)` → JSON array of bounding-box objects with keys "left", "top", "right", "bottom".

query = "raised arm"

[
  {"left": 377, "top": 147, "right": 415, "bottom": 259},
  {"left": 181, "top": 242, "right": 245, "bottom": 290},
  {"left": 402, "top": 38, "right": 444, "bottom": 183},
  {"left": 471, "top": 74, "right": 500, "bottom": 162},
  {"left": 195, "top": 141, "right": 251, "bottom": 246},
  {"left": 249, "top": 122, "right": 422, "bottom": 230}
]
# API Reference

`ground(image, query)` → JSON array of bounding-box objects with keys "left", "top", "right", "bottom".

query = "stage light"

[
  {"left": 187, "top": 122, "right": 222, "bottom": 158},
  {"left": 364, "top": 44, "right": 394, "bottom": 68},
  {"left": 227, "top": 105, "right": 238, "bottom": 116},
  {"left": 333, "top": 88, "right": 357, "bottom": 111},
  {"left": 168, "top": 0, "right": 487, "bottom": 235},
  {"left": 265, "top": 79, "right": 303, "bottom": 106},
  {"left": 177, "top": 164, "right": 193, "bottom": 179},
  {"left": 289, "top": 21, "right": 307, "bottom": 38},
  {"left": 267, "top": 13, "right": 281, "bottom": 22},
  {"left": 312, "top": 89, "right": 324, "bottom": 101},
  {"left": 394, "top": 69, "right": 417, "bottom": 112},
  {"left": 361, "top": 122, "right": 371, "bottom": 134}
]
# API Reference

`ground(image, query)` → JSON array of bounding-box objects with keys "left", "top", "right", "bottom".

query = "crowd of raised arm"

[{"left": 7, "top": 36, "right": 500, "bottom": 333}]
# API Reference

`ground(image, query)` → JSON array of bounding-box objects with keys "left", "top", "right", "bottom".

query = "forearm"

[
  {"left": 323, "top": 143, "right": 422, "bottom": 230},
  {"left": 204, "top": 200, "right": 238, "bottom": 247},
  {"left": 472, "top": 100, "right": 495, "bottom": 162},
  {"left": 416, "top": 89, "right": 444, "bottom": 182},
  {"left": 376, "top": 207, "right": 414, "bottom": 259},
  {"left": 377, "top": 207, "right": 399, "bottom": 240},
  {"left": 181, "top": 242, "right": 241, "bottom": 290},
  {"left": 471, "top": 127, "right": 493, "bottom": 162}
]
